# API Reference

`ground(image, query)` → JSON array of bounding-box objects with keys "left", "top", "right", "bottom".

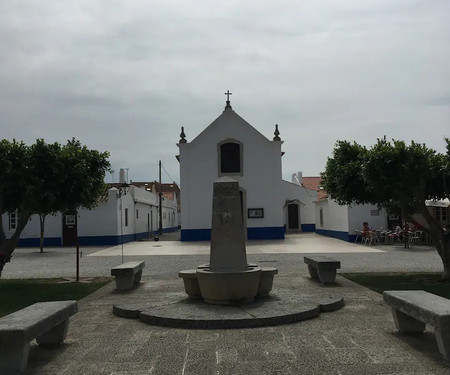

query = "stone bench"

[
  {"left": 111, "top": 261, "right": 145, "bottom": 290},
  {"left": 383, "top": 290, "right": 450, "bottom": 360},
  {"left": 304, "top": 256, "right": 341, "bottom": 283},
  {"left": 0, "top": 300, "right": 78, "bottom": 375}
]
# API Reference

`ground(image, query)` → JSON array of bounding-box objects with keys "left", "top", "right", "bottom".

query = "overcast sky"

[{"left": 1, "top": 0, "right": 449, "bottom": 185}]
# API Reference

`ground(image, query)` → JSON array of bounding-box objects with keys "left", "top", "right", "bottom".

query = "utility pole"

[{"left": 159, "top": 160, "right": 163, "bottom": 235}]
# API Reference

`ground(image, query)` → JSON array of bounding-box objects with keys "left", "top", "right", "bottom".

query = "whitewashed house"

[
  {"left": 177, "top": 97, "right": 316, "bottom": 241},
  {"left": 314, "top": 194, "right": 388, "bottom": 242},
  {"left": 2, "top": 183, "right": 179, "bottom": 247},
  {"left": 282, "top": 172, "right": 317, "bottom": 233}
]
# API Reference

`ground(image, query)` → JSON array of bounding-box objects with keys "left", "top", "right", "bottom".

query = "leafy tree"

[
  {"left": 0, "top": 139, "right": 111, "bottom": 276},
  {"left": 321, "top": 137, "right": 450, "bottom": 279}
]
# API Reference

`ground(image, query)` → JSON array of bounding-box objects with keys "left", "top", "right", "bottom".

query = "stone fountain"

[
  {"left": 179, "top": 177, "right": 278, "bottom": 305},
  {"left": 112, "top": 176, "right": 344, "bottom": 329}
]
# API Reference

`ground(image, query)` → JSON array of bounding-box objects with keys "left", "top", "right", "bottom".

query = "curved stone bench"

[
  {"left": 111, "top": 261, "right": 145, "bottom": 291},
  {"left": 304, "top": 256, "right": 341, "bottom": 284},
  {"left": 383, "top": 290, "right": 450, "bottom": 360},
  {"left": 0, "top": 300, "right": 78, "bottom": 375}
]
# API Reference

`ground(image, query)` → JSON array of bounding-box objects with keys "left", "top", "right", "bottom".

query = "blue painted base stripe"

[
  {"left": 301, "top": 224, "right": 316, "bottom": 232},
  {"left": 15, "top": 229, "right": 181, "bottom": 247},
  {"left": 181, "top": 229, "right": 211, "bottom": 241},
  {"left": 17, "top": 237, "right": 61, "bottom": 247},
  {"left": 247, "top": 227, "right": 284, "bottom": 240},
  {"left": 181, "top": 227, "right": 285, "bottom": 241},
  {"left": 316, "top": 229, "right": 351, "bottom": 242}
]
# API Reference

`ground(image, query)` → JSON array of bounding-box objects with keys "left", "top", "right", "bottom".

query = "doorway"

[
  {"left": 62, "top": 212, "right": 77, "bottom": 245},
  {"left": 288, "top": 203, "right": 299, "bottom": 230}
]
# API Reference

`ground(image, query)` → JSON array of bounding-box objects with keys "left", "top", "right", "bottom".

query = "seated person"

[{"left": 362, "top": 221, "right": 371, "bottom": 237}]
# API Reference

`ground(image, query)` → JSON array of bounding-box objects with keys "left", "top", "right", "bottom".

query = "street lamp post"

[{"left": 118, "top": 183, "right": 130, "bottom": 264}]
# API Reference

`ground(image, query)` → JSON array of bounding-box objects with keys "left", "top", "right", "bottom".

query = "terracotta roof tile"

[
  {"left": 301, "top": 176, "right": 328, "bottom": 201},
  {"left": 301, "top": 177, "right": 321, "bottom": 191}
]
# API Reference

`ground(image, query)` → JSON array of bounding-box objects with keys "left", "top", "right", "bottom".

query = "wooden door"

[
  {"left": 288, "top": 204, "right": 299, "bottom": 229},
  {"left": 62, "top": 212, "right": 77, "bottom": 245}
]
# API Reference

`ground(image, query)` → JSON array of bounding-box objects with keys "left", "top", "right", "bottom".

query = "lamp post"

[{"left": 118, "top": 183, "right": 130, "bottom": 264}]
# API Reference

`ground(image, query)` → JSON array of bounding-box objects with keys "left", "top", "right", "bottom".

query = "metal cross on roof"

[{"left": 224, "top": 90, "right": 232, "bottom": 109}]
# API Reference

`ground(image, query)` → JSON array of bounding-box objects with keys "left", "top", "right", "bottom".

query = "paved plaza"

[{"left": 2, "top": 233, "right": 450, "bottom": 374}]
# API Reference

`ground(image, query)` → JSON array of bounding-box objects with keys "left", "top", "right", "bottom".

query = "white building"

[
  {"left": 2, "top": 184, "right": 179, "bottom": 247},
  {"left": 177, "top": 98, "right": 316, "bottom": 241},
  {"left": 282, "top": 172, "right": 317, "bottom": 233},
  {"left": 314, "top": 196, "right": 388, "bottom": 241}
]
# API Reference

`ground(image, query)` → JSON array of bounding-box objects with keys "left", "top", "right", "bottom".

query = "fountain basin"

[{"left": 196, "top": 267, "right": 261, "bottom": 305}]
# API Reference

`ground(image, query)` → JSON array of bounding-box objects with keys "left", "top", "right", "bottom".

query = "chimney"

[
  {"left": 119, "top": 168, "right": 126, "bottom": 183},
  {"left": 297, "top": 171, "right": 303, "bottom": 185}
]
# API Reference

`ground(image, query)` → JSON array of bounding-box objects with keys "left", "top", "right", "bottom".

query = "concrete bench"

[
  {"left": 111, "top": 261, "right": 145, "bottom": 290},
  {"left": 304, "top": 256, "right": 341, "bottom": 283},
  {"left": 0, "top": 300, "right": 78, "bottom": 375},
  {"left": 383, "top": 290, "right": 450, "bottom": 360}
]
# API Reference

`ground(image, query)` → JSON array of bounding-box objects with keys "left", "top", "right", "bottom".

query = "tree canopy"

[
  {"left": 0, "top": 138, "right": 111, "bottom": 275},
  {"left": 321, "top": 137, "right": 450, "bottom": 278}
]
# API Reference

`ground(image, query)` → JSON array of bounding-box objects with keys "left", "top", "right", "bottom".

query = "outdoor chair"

[
  {"left": 354, "top": 230, "right": 363, "bottom": 243},
  {"left": 364, "top": 231, "right": 377, "bottom": 246},
  {"left": 408, "top": 231, "right": 421, "bottom": 246}
]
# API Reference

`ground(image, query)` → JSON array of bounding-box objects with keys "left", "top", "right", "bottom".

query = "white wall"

[
  {"left": 282, "top": 180, "right": 317, "bottom": 227},
  {"left": 315, "top": 199, "right": 349, "bottom": 232},
  {"left": 1, "top": 185, "right": 178, "bottom": 244},
  {"left": 78, "top": 188, "right": 119, "bottom": 236},
  {"left": 348, "top": 204, "right": 388, "bottom": 233},
  {"left": 2, "top": 212, "right": 62, "bottom": 239},
  {"left": 179, "top": 108, "right": 283, "bottom": 231}
]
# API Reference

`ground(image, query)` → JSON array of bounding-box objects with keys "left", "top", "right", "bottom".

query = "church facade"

[{"left": 177, "top": 96, "right": 316, "bottom": 241}]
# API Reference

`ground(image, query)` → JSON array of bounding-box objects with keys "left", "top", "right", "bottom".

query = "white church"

[{"left": 177, "top": 93, "right": 317, "bottom": 241}]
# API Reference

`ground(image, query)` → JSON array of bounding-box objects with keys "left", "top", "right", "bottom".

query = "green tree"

[
  {"left": 321, "top": 137, "right": 450, "bottom": 279},
  {"left": 0, "top": 139, "right": 111, "bottom": 276}
]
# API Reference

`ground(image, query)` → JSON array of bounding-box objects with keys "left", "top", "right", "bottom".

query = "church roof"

[{"left": 188, "top": 106, "right": 275, "bottom": 145}]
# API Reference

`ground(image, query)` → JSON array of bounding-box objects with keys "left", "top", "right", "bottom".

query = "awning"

[{"left": 425, "top": 199, "right": 450, "bottom": 208}]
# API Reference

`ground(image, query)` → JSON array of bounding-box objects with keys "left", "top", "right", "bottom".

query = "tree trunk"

[
  {"left": 413, "top": 203, "right": 450, "bottom": 280},
  {"left": 39, "top": 215, "right": 46, "bottom": 253},
  {"left": 0, "top": 212, "right": 30, "bottom": 277},
  {"left": 438, "top": 236, "right": 450, "bottom": 281}
]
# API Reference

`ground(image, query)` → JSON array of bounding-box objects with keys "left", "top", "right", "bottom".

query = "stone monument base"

[
  {"left": 197, "top": 267, "right": 262, "bottom": 305},
  {"left": 180, "top": 266, "right": 278, "bottom": 305},
  {"left": 112, "top": 275, "right": 345, "bottom": 329}
]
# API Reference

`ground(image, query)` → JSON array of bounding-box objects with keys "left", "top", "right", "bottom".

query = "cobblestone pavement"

[
  {"left": 1, "top": 233, "right": 444, "bottom": 279},
  {"left": 2, "top": 233, "right": 449, "bottom": 374}
]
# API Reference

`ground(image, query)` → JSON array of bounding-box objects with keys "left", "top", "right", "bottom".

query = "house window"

[
  {"left": 136, "top": 209, "right": 139, "bottom": 219},
  {"left": 219, "top": 141, "right": 242, "bottom": 175},
  {"left": 9, "top": 212, "right": 18, "bottom": 230},
  {"left": 125, "top": 208, "right": 129, "bottom": 226},
  {"left": 436, "top": 207, "right": 448, "bottom": 222},
  {"left": 319, "top": 209, "right": 324, "bottom": 226},
  {"left": 65, "top": 215, "right": 76, "bottom": 225}
]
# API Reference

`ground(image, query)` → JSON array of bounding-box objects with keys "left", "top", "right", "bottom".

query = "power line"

[{"left": 160, "top": 161, "right": 175, "bottom": 183}]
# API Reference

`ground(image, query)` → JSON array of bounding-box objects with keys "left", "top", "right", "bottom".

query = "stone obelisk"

[
  {"left": 209, "top": 177, "right": 247, "bottom": 272},
  {"left": 179, "top": 177, "right": 277, "bottom": 305}
]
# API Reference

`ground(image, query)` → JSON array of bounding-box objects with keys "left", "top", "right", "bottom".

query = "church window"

[{"left": 219, "top": 140, "right": 242, "bottom": 175}]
